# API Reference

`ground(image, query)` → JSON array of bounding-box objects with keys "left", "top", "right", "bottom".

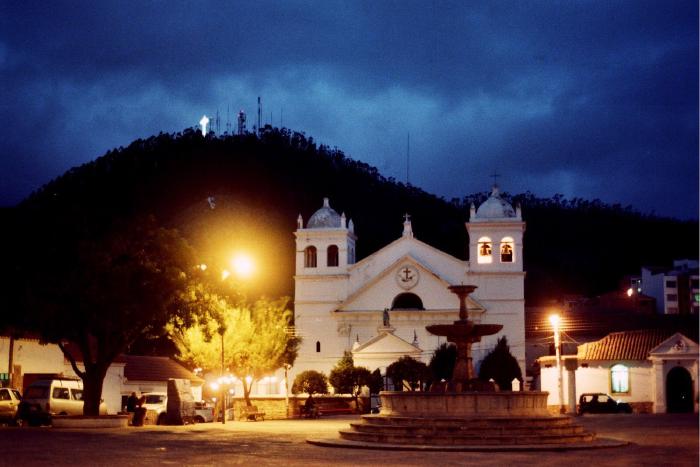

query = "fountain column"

[{"left": 426, "top": 284, "right": 502, "bottom": 391}]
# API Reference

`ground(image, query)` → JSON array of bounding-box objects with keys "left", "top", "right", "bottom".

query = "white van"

[
  {"left": 19, "top": 377, "right": 107, "bottom": 425},
  {"left": 140, "top": 392, "right": 168, "bottom": 425}
]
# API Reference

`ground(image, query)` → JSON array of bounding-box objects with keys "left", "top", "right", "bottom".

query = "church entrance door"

[{"left": 666, "top": 366, "right": 693, "bottom": 413}]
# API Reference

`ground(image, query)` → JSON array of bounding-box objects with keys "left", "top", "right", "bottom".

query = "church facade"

[{"left": 290, "top": 186, "right": 526, "bottom": 387}]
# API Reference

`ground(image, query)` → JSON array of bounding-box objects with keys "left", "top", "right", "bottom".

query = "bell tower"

[
  {"left": 294, "top": 197, "right": 356, "bottom": 276},
  {"left": 467, "top": 185, "right": 524, "bottom": 273}
]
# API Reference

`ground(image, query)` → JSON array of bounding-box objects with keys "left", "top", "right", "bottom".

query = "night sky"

[{"left": 1, "top": 1, "right": 697, "bottom": 219}]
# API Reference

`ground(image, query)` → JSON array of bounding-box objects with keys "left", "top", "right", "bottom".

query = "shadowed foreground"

[{"left": 0, "top": 413, "right": 696, "bottom": 466}]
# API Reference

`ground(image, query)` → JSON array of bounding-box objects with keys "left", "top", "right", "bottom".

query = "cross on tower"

[
  {"left": 491, "top": 171, "right": 501, "bottom": 186},
  {"left": 403, "top": 213, "right": 411, "bottom": 223}
]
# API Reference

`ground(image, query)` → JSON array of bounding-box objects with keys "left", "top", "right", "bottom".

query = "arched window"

[
  {"left": 304, "top": 246, "right": 317, "bottom": 268},
  {"left": 391, "top": 293, "right": 424, "bottom": 310},
  {"left": 327, "top": 245, "right": 339, "bottom": 267},
  {"left": 610, "top": 364, "right": 629, "bottom": 393},
  {"left": 477, "top": 237, "right": 492, "bottom": 264},
  {"left": 500, "top": 237, "right": 514, "bottom": 263},
  {"left": 315, "top": 341, "right": 321, "bottom": 353}
]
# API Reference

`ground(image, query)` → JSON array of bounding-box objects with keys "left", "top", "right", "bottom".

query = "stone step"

[
  {"left": 361, "top": 414, "right": 576, "bottom": 429},
  {"left": 338, "top": 429, "right": 596, "bottom": 446},
  {"left": 349, "top": 422, "right": 586, "bottom": 437}
]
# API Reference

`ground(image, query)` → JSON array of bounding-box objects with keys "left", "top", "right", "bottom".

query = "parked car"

[
  {"left": 140, "top": 393, "right": 168, "bottom": 425},
  {"left": 0, "top": 388, "right": 23, "bottom": 426},
  {"left": 18, "top": 377, "right": 107, "bottom": 426},
  {"left": 193, "top": 401, "right": 214, "bottom": 423},
  {"left": 578, "top": 393, "right": 632, "bottom": 414}
]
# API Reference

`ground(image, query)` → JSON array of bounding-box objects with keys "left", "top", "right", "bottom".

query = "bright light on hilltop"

[{"left": 231, "top": 253, "right": 255, "bottom": 279}]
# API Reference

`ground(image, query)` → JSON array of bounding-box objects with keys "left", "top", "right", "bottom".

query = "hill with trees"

[{"left": 7, "top": 126, "right": 698, "bottom": 306}]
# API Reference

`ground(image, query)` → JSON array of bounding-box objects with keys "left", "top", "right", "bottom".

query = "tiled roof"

[
  {"left": 124, "top": 355, "right": 204, "bottom": 384},
  {"left": 577, "top": 329, "right": 674, "bottom": 361}
]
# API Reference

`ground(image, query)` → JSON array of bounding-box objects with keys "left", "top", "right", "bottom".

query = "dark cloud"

[{"left": 1, "top": 0, "right": 697, "bottom": 218}]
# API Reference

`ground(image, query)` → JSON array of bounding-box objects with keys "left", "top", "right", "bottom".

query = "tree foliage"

[
  {"left": 386, "top": 356, "right": 430, "bottom": 391},
  {"left": 367, "top": 368, "right": 384, "bottom": 394},
  {"left": 291, "top": 370, "right": 329, "bottom": 396},
  {"left": 328, "top": 352, "right": 371, "bottom": 405},
  {"left": 428, "top": 343, "right": 457, "bottom": 382},
  {"left": 171, "top": 296, "right": 298, "bottom": 406},
  {"left": 478, "top": 337, "right": 522, "bottom": 391},
  {"left": 5, "top": 215, "right": 201, "bottom": 415}
]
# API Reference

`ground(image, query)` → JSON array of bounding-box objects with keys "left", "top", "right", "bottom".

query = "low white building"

[
  {"left": 539, "top": 330, "right": 698, "bottom": 414},
  {"left": 0, "top": 336, "right": 202, "bottom": 414}
]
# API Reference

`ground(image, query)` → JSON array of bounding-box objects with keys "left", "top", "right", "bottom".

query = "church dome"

[
  {"left": 475, "top": 185, "right": 516, "bottom": 219},
  {"left": 307, "top": 198, "right": 342, "bottom": 228}
]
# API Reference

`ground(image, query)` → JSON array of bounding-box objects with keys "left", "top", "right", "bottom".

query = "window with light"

[
  {"left": 610, "top": 364, "right": 629, "bottom": 393},
  {"left": 477, "top": 237, "right": 492, "bottom": 264},
  {"left": 500, "top": 237, "right": 514, "bottom": 263}
]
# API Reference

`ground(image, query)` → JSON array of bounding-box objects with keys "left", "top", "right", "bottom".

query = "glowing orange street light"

[{"left": 230, "top": 252, "right": 255, "bottom": 279}]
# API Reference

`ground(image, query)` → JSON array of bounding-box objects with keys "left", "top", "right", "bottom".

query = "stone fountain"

[
  {"left": 425, "top": 284, "right": 502, "bottom": 392},
  {"left": 308, "top": 284, "right": 626, "bottom": 451}
]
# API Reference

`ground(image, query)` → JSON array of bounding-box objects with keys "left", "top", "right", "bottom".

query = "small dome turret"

[
  {"left": 474, "top": 185, "right": 517, "bottom": 220},
  {"left": 307, "top": 197, "right": 342, "bottom": 228}
]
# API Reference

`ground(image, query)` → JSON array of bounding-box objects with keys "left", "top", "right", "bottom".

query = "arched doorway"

[{"left": 666, "top": 366, "right": 693, "bottom": 413}]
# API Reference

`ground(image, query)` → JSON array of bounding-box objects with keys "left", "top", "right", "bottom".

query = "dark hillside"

[{"left": 15, "top": 127, "right": 699, "bottom": 303}]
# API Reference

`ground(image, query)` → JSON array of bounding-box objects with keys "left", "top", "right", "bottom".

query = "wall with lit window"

[{"left": 539, "top": 359, "right": 653, "bottom": 408}]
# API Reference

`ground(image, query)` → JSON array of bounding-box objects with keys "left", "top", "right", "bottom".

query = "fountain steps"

[
  {"left": 360, "top": 414, "right": 575, "bottom": 428},
  {"left": 338, "top": 429, "right": 595, "bottom": 445},
  {"left": 337, "top": 414, "right": 595, "bottom": 445},
  {"left": 348, "top": 423, "right": 586, "bottom": 437}
]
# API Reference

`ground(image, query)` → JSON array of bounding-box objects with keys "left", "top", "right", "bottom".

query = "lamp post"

[
  {"left": 220, "top": 331, "right": 226, "bottom": 425},
  {"left": 549, "top": 313, "right": 565, "bottom": 414},
  {"left": 200, "top": 252, "right": 256, "bottom": 424}
]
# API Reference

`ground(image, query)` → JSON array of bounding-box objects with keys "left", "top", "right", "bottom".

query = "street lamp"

[{"left": 549, "top": 313, "right": 565, "bottom": 414}]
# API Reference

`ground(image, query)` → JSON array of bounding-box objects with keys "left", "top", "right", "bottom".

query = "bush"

[
  {"left": 291, "top": 370, "right": 328, "bottom": 396},
  {"left": 478, "top": 337, "right": 522, "bottom": 390},
  {"left": 386, "top": 356, "right": 430, "bottom": 391}
]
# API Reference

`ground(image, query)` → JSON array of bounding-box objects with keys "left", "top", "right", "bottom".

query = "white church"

[{"left": 290, "top": 185, "right": 526, "bottom": 386}]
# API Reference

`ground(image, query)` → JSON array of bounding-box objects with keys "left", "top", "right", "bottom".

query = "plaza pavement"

[{"left": 1, "top": 413, "right": 697, "bottom": 466}]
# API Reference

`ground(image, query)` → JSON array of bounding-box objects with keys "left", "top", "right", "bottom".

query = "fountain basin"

[
  {"left": 379, "top": 391, "right": 549, "bottom": 417},
  {"left": 425, "top": 323, "right": 503, "bottom": 341}
]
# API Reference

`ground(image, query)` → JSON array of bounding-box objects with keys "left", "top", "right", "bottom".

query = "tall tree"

[
  {"left": 428, "top": 343, "right": 457, "bottom": 382},
  {"left": 328, "top": 352, "right": 371, "bottom": 409},
  {"left": 10, "top": 216, "right": 201, "bottom": 415},
  {"left": 172, "top": 296, "right": 298, "bottom": 406},
  {"left": 478, "top": 336, "right": 522, "bottom": 390}
]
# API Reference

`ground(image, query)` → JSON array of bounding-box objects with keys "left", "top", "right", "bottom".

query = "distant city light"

[{"left": 626, "top": 288, "right": 634, "bottom": 297}]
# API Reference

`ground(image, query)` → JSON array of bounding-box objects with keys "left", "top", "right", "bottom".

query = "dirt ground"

[{"left": 2, "top": 413, "right": 697, "bottom": 466}]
